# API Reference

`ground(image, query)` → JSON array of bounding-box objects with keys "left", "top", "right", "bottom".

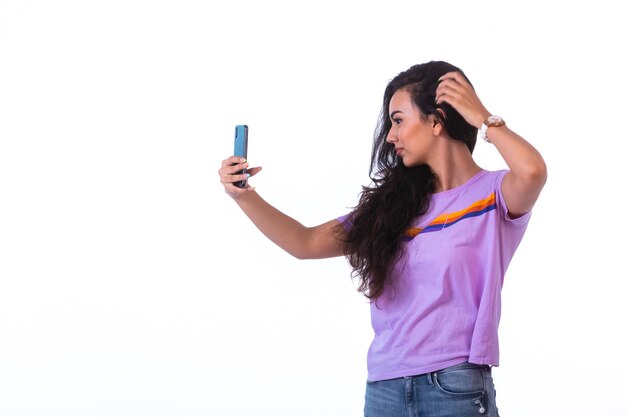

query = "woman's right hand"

[{"left": 218, "top": 156, "right": 262, "bottom": 199}]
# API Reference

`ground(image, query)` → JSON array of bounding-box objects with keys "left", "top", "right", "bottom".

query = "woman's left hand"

[{"left": 436, "top": 71, "right": 491, "bottom": 129}]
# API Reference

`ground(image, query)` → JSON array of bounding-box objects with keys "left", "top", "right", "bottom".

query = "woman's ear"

[{"left": 432, "top": 109, "right": 446, "bottom": 135}]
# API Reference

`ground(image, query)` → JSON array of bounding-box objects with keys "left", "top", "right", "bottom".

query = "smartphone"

[{"left": 233, "top": 124, "right": 248, "bottom": 188}]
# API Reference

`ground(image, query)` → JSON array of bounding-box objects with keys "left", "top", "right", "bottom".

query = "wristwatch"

[{"left": 479, "top": 115, "right": 505, "bottom": 143}]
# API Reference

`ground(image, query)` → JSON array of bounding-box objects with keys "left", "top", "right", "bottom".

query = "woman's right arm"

[{"left": 218, "top": 156, "right": 345, "bottom": 260}]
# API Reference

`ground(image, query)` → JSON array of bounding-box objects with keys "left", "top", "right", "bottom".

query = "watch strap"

[{"left": 479, "top": 115, "right": 505, "bottom": 143}]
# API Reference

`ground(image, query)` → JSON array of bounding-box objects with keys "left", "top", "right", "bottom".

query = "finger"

[
  {"left": 438, "top": 77, "right": 473, "bottom": 101},
  {"left": 438, "top": 71, "right": 471, "bottom": 88},
  {"left": 247, "top": 166, "right": 262, "bottom": 177},
  {"left": 437, "top": 78, "right": 463, "bottom": 94},
  {"left": 436, "top": 94, "right": 459, "bottom": 107},
  {"left": 438, "top": 71, "right": 460, "bottom": 83},
  {"left": 219, "top": 161, "right": 249, "bottom": 178},
  {"left": 221, "top": 155, "right": 247, "bottom": 168},
  {"left": 436, "top": 79, "right": 475, "bottom": 104},
  {"left": 435, "top": 87, "right": 461, "bottom": 105},
  {"left": 436, "top": 81, "right": 467, "bottom": 104},
  {"left": 220, "top": 172, "right": 251, "bottom": 185},
  {"left": 438, "top": 84, "right": 481, "bottom": 110}
]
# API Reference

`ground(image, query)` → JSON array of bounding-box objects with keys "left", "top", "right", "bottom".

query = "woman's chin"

[{"left": 401, "top": 157, "right": 419, "bottom": 168}]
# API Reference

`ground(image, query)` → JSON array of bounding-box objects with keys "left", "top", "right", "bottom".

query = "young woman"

[{"left": 218, "top": 61, "right": 547, "bottom": 417}]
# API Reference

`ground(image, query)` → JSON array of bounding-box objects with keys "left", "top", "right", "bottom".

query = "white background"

[{"left": 1, "top": 1, "right": 624, "bottom": 416}]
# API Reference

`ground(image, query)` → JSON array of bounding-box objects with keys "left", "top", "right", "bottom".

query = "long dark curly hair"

[{"left": 340, "top": 61, "right": 478, "bottom": 301}]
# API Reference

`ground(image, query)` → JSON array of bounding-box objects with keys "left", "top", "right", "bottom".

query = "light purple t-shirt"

[{"left": 339, "top": 169, "right": 530, "bottom": 381}]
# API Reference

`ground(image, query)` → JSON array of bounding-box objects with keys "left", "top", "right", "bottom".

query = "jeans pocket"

[{"left": 433, "top": 366, "right": 486, "bottom": 396}]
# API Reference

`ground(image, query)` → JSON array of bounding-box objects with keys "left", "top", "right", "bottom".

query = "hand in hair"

[{"left": 435, "top": 71, "right": 491, "bottom": 129}]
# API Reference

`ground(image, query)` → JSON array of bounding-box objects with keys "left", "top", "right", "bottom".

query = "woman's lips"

[{"left": 396, "top": 148, "right": 403, "bottom": 156}]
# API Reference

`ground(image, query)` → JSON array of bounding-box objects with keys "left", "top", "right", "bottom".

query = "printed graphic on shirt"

[{"left": 403, "top": 193, "right": 497, "bottom": 242}]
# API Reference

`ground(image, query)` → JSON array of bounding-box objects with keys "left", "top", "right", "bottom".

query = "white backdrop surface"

[{"left": 1, "top": 1, "right": 624, "bottom": 416}]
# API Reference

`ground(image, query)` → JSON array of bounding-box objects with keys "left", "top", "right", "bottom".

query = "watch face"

[{"left": 487, "top": 115, "right": 505, "bottom": 126}]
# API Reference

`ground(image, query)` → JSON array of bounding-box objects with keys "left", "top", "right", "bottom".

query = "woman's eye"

[{"left": 393, "top": 118, "right": 401, "bottom": 125}]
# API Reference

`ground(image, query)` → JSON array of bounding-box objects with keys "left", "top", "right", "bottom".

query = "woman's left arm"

[{"left": 436, "top": 71, "right": 548, "bottom": 218}]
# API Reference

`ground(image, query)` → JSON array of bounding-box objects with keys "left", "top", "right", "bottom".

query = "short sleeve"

[
  {"left": 336, "top": 212, "right": 354, "bottom": 231},
  {"left": 494, "top": 170, "right": 532, "bottom": 228}
]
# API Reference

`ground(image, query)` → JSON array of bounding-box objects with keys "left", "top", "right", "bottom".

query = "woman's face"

[{"left": 386, "top": 89, "right": 437, "bottom": 167}]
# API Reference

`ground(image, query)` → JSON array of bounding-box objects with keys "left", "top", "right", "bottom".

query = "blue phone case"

[{"left": 233, "top": 125, "right": 248, "bottom": 188}]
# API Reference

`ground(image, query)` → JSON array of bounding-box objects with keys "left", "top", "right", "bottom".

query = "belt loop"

[
  {"left": 427, "top": 371, "right": 434, "bottom": 386},
  {"left": 405, "top": 376, "right": 413, "bottom": 403}
]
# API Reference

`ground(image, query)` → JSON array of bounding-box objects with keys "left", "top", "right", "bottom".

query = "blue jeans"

[{"left": 364, "top": 362, "right": 500, "bottom": 417}]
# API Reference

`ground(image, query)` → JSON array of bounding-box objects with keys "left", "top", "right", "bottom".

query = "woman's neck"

[{"left": 428, "top": 140, "right": 482, "bottom": 193}]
